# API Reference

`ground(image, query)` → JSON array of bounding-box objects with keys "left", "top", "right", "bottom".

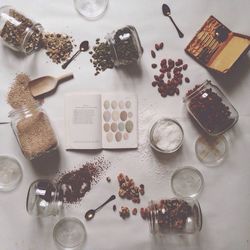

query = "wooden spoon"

[{"left": 29, "top": 73, "right": 74, "bottom": 97}]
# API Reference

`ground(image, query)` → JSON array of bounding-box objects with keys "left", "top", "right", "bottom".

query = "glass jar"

[
  {"left": 106, "top": 25, "right": 143, "bottom": 66},
  {"left": 0, "top": 6, "right": 43, "bottom": 54},
  {"left": 148, "top": 198, "right": 202, "bottom": 235},
  {"left": 183, "top": 80, "right": 239, "bottom": 136},
  {"left": 9, "top": 103, "right": 58, "bottom": 160},
  {"left": 26, "top": 179, "right": 63, "bottom": 217}
]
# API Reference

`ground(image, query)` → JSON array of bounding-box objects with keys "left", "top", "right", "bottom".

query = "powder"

[
  {"left": 16, "top": 112, "right": 58, "bottom": 159},
  {"left": 152, "top": 120, "right": 183, "bottom": 152},
  {"left": 7, "top": 73, "right": 37, "bottom": 109},
  {"left": 56, "top": 156, "right": 111, "bottom": 204}
]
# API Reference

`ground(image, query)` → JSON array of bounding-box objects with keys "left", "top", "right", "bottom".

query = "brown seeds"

[
  {"left": 151, "top": 50, "right": 156, "bottom": 58},
  {"left": 119, "top": 206, "right": 130, "bottom": 219},
  {"left": 151, "top": 63, "right": 157, "bottom": 69}
]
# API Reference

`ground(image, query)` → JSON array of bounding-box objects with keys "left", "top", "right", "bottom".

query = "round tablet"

[
  {"left": 103, "top": 100, "right": 110, "bottom": 109},
  {"left": 0, "top": 155, "right": 22, "bottom": 192},
  {"left": 125, "top": 120, "right": 133, "bottom": 133},
  {"left": 120, "top": 111, "right": 127, "bottom": 121},
  {"left": 171, "top": 167, "right": 204, "bottom": 198},
  {"left": 115, "top": 132, "right": 122, "bottom": 142},
  {"left": 111, "top": 100, "right": 118, "bottom": 109},
  {"left": 111, "top": 123, "right": 118, "bottom": 132},
  {"left": 53, "top": 217, "right": 86, "bottom": 249},
  {"left": 103, "top": 111, "right": 111, "bottom": 122},
  {"left": 118, "top": 122, "right": 125, "bottom": 132},
  {"left": 195, "top": 135, "right": 227, "bottom": 166},
  {"left": 112, "top": 111, "right": 119, "bottom": 121},
  {"left": 103, "top": 123, "right": 110, "bottom": 132}
]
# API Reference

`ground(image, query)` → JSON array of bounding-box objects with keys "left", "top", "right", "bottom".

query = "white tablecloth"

[{"left": 0, "top": 0, "right": 250, "bottom": 249}]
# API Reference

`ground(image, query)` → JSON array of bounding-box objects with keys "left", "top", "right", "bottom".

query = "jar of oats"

[
  {"left": 9, "top": 103, "right": 58, "bottom": 160},
  {"left": 0, "top": 6, "right": 43, "bottom": 54}
]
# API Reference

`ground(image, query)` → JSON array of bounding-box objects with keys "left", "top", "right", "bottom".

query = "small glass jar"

[
  {"left": 106, "top": 25, "right": 143, "bottom": 66},
  {"left": 9, "top": 103, "right": 58, "bottom": 160},
  {"left": 26, "top": 179, "right": 63, "bottom": 217},
  {"left": 0, "top": 6, "right": 43, "bottom": 54},
  {"left": 183, "top": 80, "right": 239, "bottom": 136},
  {"left": 148, "top": 198, "right": 202, "bottom": 235}
]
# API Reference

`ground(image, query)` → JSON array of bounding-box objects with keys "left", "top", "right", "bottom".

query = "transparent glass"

[
  {"left": 148, "top": 198, "right": 202, "bottom": 235},
  {"left": 74, "top": 0, "right": 109, "bottom": 20},
  {"left": 26, "top": 179, "right": 63, "bottom": 217},
  {"left": 183, "top": 80, "right": 239, "bottom": 136},
  {"left": 0, "top": 6, "right": 43, "bottom": 54},
  {"left": 9, "top": 103, "right": 58, "bottom": 160},
  {"left": 106, "top": 25, "right": 143, "bottom": 66}
]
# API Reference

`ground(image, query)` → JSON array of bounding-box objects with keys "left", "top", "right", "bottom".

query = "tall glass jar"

[
  {"left": 9, "top": 103, "right": 58, "bottom": 160},
  {"left": 183, "top": 80, "right": 239, "bottom": 136},
  {"left": 148, "top": 198, "right": 202, "bottom": 235},
  {"left": 0, "top": 6, "right": 43, "bottom": 54},
  {"left": 26, "top": 179, "right": 63, "bottom": 217},
  {"left": 106, "top": 25, "right": 143, "bottom": 66}
]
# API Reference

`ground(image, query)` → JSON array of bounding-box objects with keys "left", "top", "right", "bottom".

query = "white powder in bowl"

[{"left": 151, "top": 119, "right": 183, "bottom": 152}]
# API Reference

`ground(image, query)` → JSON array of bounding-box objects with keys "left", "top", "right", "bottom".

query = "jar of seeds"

[
  {"left": 148, "top": 198, "right": 202, "bottom": 235},
  {"left": 9, "top": 103, "right": 58, "bottom": 160},
  {"left": 106, "top": 25, "right": 143, "bottom": 66},
  {"left": 0, "top": 6, "right": 43, "bottom": 54}
]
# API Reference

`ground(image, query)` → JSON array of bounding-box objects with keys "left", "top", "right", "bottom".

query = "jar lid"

[
  {"left": 195, "top": 135, "right": 228, "bottom": 166},
  {"left": 0, "top": 155, "right": 22, "bottom": 192},
  {"left": 53, "top": 217, "right": 86, "bottom": 249},
  {"left": 171, "top": 167, "right": 204, "bottom": 198}
]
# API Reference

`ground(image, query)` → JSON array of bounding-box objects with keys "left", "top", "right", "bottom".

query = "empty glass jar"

[
  {"left": 183, "top": 80, "right": 239, "bottom": 136},
  {"left": 9, "top": 103, "right": 58, "bottom": 160},
  {"left": 0, "top": 6, "right": 43, "bottom": 54},
  {"left": 148, "top": 198, "right": 202, "bottom": 235},
  {"left": 26, "top": 179, "right": 63, "bottom": 217},
  {"left": 106, "top": 25, "right": 143, "bottom": 66}
]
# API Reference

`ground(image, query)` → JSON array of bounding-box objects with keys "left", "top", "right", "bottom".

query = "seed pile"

[
  {"left": 0, "top": 9, "right": 42, "bottom": 53},
  {"left": 90, "top": 39, "right": 114, "bottom": 75},
  {"left": 7, "top": 73, "right": 37, "bottom": 109},
  {"left": 56, "top": 156, "right": 111, "bottom": 204},
  {"left": 150, "top": 42, "right": 190, "bottom": 97},
  {"left": 42, "top": 33, "right": 75, "bottom": 64},
  {"left": 16, "top": 111, "right": 58, "bottom": 159}
]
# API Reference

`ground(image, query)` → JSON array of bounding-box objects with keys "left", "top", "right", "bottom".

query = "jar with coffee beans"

[
  {"left": 0, "top": 6, "right": 43, "bottom": 54},
  {"left": 183, "top": 80, "right": 239, "bottom": 136},
  {"left": 148, "top": 198, "right": 202, "bottom": 235},
  {"left": 105, "top": 25, "right": 143, "bottom": 66}
]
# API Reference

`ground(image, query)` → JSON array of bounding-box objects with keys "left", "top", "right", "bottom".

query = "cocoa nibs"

[
  {"left": 42, "top": 33, "right": 75, "bottom": 64},
  {"left": 150, "top": 43, "right": 191, "bottom": 98},
  {"left": 56, "top": 156, "right": 111, "bottom": 204},
  {"left": 117, "top": 173, "right": 145, "bottom": 204}
]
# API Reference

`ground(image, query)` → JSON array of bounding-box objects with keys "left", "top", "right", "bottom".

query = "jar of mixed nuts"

[
  {"left": 0, "top": 6, "right": 43, "bottom": 54},
  {"left": 106, "top": 25, "right": 143, "bottom": 66},
  {"left": 9, "top": 103, "right": 58, "bottom": 160},
  {"left": 148, "top": 198, "right": 202, "bottom": 235},
  {"left": 183, "top": 80, "right": 239, "bottom": 136}
]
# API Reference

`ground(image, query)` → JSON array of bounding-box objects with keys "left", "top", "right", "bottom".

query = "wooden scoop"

[{"left": 29, "top": 73, "right": 74, "bottom": 97}]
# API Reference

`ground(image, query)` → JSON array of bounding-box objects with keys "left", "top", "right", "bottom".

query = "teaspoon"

[
  {"left": 85, "top": 195, "right": 116, "bottom": 221},
  {"left": 62, "top": 40, "right": 89, "bottom": 69},
  {"left": 162, "top": 4, "right": 184, "bottom": 38}
]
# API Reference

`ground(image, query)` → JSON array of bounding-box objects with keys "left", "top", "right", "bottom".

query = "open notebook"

[{"left": 65, "top": 93, "right": 138, "bottom": 149}]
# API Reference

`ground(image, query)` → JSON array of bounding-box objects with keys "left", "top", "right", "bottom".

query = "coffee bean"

[
  {"left": 151, "top": 63, "right": 157, "bottom": 69},
  {"left": 185, "top": 77, "right": 190, "bottom": 83},
  {"left": 182, "top": 64, "right": 188, "bottom": 70},
  {"left": 152, "top": 81, "right": 158, "bottom": 87},
  {"left": 155, "top": 44, "right": 160, "bottom": 51},
  {"left": 151, "top": 50, "right": 156, "bottom": 58},
  {"left": 159, "top": 42, "right": 164, "bottom": 49},
  {"left": 154, "top": 75, "right": 160, "bottom": 81},
  {"left": 159, "top": 73, "right": 164, "bottom": 80}
]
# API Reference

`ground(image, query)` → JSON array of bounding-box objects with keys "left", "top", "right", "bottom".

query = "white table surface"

[{"left": 0, "top": 0, "right": 250, "bottom": 250}]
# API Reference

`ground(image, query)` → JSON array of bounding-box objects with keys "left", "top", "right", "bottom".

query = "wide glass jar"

[
  {"left": 9, "top": 103, "right": 58, "bottom": 160},
  {"left": 148, "top": 198, "right": 202, "bottom": 235},
  {"left": 26, "top": 179, "right": 63, "bottom": 217},
  {"left": 106, "top": 25, "right": 143, "bottom": 66},
  {"left": 183, "top": 80, "right": 239, "bottom": 136},
  {"left": 0, "top": 6, "right": 43, "bottom": 54}
]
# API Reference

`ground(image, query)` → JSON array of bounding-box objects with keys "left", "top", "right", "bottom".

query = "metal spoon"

[
  {"left": 85, "top": 195, "right": 116, "bottom": 221},
  {"left": 62, "top": 40, "right": 89, "bottom": 69},
  {"left": 162, "top": 4, "right": 184, "bottom": 38}
]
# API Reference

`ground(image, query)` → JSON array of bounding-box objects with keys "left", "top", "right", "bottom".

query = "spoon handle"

[
  {"left": 57, "top": 73, "right": 74, "bottom": 82},
  {"left": 95, "top": 195, "right": 116, "bottom": 212},
  {"left": 168, "top": 16, "right": 184, "bottom": 38},
  {"left": 62, "top": 50, "right": 81, "bottom": 69}
]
